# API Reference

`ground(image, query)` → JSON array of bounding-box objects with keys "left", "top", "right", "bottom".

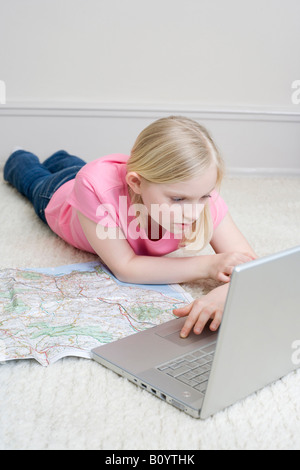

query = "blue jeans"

[{"left": 4, "top": 150, "right": 86, "bottom": 224}]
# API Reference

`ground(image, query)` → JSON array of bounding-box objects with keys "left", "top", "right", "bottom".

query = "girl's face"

[{"left": 135, "top": 165, "right": 218, "bottom": 235}]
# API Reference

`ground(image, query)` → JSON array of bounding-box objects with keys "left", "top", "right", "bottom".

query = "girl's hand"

[
  {"left": 209, "top": 252, "right": 256, "bottom": 283},
  {"left": 173, "top": 284, "right": 229, "bottom": 338}
]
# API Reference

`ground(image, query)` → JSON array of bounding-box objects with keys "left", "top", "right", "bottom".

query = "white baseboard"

[
  {"left": 0, "top": 102, "right": 299, "bottom": 174},
  {"left": 227, "top": 167, "right": 300, "bottom": 176}
]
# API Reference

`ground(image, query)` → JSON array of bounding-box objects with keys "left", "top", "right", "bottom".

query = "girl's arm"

[
  {"left": 78, "top": 211, "right": 213, "bottom": 284},
  {"left": 210, "top": 212, "right": 257, "bottom": 258},
  {"left": 77, "top": 211, "right": 253, "bottom": 285}
]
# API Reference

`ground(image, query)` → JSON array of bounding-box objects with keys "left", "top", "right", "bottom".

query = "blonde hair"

[{"left": 127, "top": 116, "right": 225, "bottom": 251}]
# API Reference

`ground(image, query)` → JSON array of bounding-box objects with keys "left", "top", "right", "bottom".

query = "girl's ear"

[{"left": 126, "top": 172, "right": 143, "bottom": 195}]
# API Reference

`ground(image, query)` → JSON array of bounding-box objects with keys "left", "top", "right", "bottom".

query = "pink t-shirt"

[{"left": 45, "top": 154, "right": 228, "bottom": 256}]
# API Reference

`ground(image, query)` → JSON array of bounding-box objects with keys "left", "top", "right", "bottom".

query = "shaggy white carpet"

[{"left": 0, "top": 168, "right": 300, "bottom": 450}]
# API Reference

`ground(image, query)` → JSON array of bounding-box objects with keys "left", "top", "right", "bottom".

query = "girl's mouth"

[{"left": 174, "top": 222, "right": 193, "bottom": 230}]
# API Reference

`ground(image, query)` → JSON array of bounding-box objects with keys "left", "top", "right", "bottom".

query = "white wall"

[{"left": 0, "top": 0, "right": 300, "bottom": 171}]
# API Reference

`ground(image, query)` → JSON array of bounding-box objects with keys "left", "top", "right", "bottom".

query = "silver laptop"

[{"left": 92, "top": 246, "right": 300, "bottom": 419}]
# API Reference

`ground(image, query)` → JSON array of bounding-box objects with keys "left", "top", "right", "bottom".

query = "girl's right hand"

[
  {"left": 209, "top": 252, "right": 256, "bottom": 283},
  {"left": 174, "top": 283, "right": 229, "bottom": 338}
]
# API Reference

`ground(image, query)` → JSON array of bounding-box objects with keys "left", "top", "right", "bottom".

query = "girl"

[{"left": 4, "top": 116, "right": 256, "bottom": 338}]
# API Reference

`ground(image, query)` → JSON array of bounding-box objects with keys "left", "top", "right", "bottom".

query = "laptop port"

[
  {"left": 171, "top": 399, "right": 185, "bottom": 411},
  {"left": 151, "top": 388, "right": 157, "bottom": 394},
  {"left": 160, "top": 393, "right": 166, "bottom": 400}
]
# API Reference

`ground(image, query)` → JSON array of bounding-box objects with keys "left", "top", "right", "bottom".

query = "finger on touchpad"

[{"left": 158, "top": 325, "right": 217, "bottom": 347}]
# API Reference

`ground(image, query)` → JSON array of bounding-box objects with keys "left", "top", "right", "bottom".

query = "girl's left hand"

[{"left": 173, "top": 283, "right": 229, "bottom": 338}]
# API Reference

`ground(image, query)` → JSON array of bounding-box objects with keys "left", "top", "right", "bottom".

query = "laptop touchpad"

[{"left": 156, "top": 321, "right": 216, "bottom": 346}]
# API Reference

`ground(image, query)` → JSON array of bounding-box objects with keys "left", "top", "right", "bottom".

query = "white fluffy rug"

[{"left": 0, "top": 168, "right": 300, "bottom": 450}]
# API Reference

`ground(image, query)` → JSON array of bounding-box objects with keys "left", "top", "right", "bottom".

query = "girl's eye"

[
  {"left": 171, "top": 197, "right": 184, "bottom": 202},
  {"left": 170, "top": 195, "right": 211, "bottom": 203}
]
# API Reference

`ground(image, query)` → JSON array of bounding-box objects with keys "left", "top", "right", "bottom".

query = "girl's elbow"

[
  {"left": 110, "top": 261, "right": 137, "bottom": 284},
  {"left": 114, "top": 269, "right": 130, "bottom": 283}
]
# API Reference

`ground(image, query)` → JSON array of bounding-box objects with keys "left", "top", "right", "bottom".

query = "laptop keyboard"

[{"left": 156, "top": 342, "right": 217, "bottom": 394}]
